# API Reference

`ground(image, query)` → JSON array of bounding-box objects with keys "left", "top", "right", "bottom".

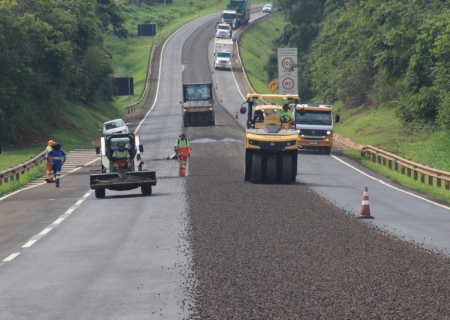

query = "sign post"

[{"left": 277, "top": 48, "right": 298, "bottom": 95}]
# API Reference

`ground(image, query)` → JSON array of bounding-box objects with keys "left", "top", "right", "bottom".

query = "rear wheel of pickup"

[
  {"left": 324, "top": 147, "right": 331, "bottom": 155},
  {"left": 95, "top": 188, "right": 105, "bottom": 199},
  {"left": 141, "top": 185, "right": 152, "bottom": 196}
]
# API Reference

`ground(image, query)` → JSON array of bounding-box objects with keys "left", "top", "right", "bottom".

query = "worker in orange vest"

[
  {"left": 45, "top": 140, "right": 55, "bottom": 183},
  {"left": 174, "top": 133, "right": 191, "bottom": 176}
]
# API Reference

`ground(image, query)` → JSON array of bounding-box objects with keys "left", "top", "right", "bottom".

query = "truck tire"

[
  {"left": 95, "top": 188, "right": 105, "bottom": 198},
  {"left": 251, "top": 154, "right": 262, "bottom": 183},
  {"left": 281, "top": 154, "right": 292, "bottom": 184},
  {"left": 183, "top": 114, "right": 189, "bottom": 127},
  {"left": 324, "top": 147, "right": 331, "bottom": 155},
  {"left": 266, "top": 156, "right": 276, "bottom": 183},
  {"left": 141, "top": 185, "right": 152, "bottom": 196}
]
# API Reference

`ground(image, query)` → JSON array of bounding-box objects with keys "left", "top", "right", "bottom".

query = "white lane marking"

[
  {"left": 331, "top": 154, "right": 450, "bottom": 211},
  {"left": 1, "top": 190, "right": 95, "bottom": 264},
  {"left": 3, "top": 253, "right": 20, "bottom": 262},
  {"left": 39, "top": 228, "right": 52, "bottom": 235},
  {"left": 53, "top": 218, "right": 65, "bottom": 224},
  {"left": 22, "top": 240, "right": 36, "bottom": 248}
]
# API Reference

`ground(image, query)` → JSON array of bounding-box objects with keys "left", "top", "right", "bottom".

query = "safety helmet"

[
  {"left": 52, "top": 142, "right": 61, "bottom": 150},
  {"left": 282, "top": 104, "right": 289, "bottom": 110},
  {"left": 118, "top": 141, "right": 125, "bottom": 147},
  {"left": 48, "top": 140, "right": 54, "bottom": 146},
  {"left": 179, "top": 133, "right": 186, "bottom": 139}
]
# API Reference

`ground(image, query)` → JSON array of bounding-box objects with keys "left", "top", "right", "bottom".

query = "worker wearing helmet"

[
  {"left": 112, "top": 141, "right": 131, "bottom": 171},
  {"left": 277, "top": 103, "right": 295, "bottom": 124},
  {"left": 174, "top": 133, "right": 191, "bottom": 177},
  {"left": 47, "top": 142, "right": 66, "bottom": 188},
  {"left": 45, "top": 140, "right": 55, "bottom": 183}
]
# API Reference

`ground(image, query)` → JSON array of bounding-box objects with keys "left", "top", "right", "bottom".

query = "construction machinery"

[
  {"left": 181, "top": 83, "right": 215, "bottom": 127},
  {"left": 239, "top": 94, "right": 300, "bottom": 184},
  {"left": 295, "top": 104, "right": 340, "bottom": 155},
  {"left": 90, "top": 133, "right": 157, "bottom": 198},
  {"left": 221, "top": 0, "right": 250, "bottom": 29}
]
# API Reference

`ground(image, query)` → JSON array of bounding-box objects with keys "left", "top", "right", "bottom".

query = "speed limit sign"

[
  {"left": 281, "top": 57, "right": 294, "bottom": 70},
  {"left": 281, "top": 77, "right": 294, "bottom": 91}
]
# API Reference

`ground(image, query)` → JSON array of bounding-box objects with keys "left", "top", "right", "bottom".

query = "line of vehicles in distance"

[{"left": 92, "top": 0, "right": 338, "bottom": 195}]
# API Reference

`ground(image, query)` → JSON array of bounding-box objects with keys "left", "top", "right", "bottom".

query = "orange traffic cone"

[
  {"left": 235, "top": 109, "right": 239, "bottom": 119},
  {"left": 357, "top": 187, "right": 374, "bottom": 219}
]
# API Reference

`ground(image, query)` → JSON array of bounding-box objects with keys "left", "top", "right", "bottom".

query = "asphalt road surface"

[{"left": 0, "top": 7, "right": 450, "bottom": 320}]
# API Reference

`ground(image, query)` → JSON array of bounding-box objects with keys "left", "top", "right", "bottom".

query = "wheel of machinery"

[
  {"left": 251, "top": 154, "right": 262, "bottom": 183},
  {"left": 204, "top": 113, "right": 212, "bottom": 126},
  {"left": 281, "top": 154, "right": 293, "bottom": 184},
  {"left": 95, "top": 188, "right": 105, "bottom": 198},
  {"left": 141, "top": 184, "right": 152, "bottom": 196},
  {"left": 190, "top": 114, "right": 197, "bottom": 126},
  {"left": 266, "top": 156, "right": 277, "bottom": 183}
]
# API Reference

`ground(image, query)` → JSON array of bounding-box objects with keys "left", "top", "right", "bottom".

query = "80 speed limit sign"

[{"left": 278, "top": 76, "right": 297, "bottom": 94}]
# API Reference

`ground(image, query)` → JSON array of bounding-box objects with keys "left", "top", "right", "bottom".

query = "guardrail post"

[
  {"left": 446, "top": 181, "right": 449, "bottom": 190},
  {"left": 420, "top": 173, "right": 425, "bottom": 183},
  {"left": 407, "top": 168, "right": 411, "bottom": 177},
  {"left": 388, "top": 159, "right": 392, "bottom": 169},
  {"left": 428, "top": 175, "right": 433, "bottom": 186},
  {"left": 414, "top": 170, "right": 418, "bottom": 180}
]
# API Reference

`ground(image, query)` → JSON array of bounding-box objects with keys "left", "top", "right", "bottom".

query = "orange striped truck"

[{"left": 295, "top": 104, "right": 340, "bottom": 155}]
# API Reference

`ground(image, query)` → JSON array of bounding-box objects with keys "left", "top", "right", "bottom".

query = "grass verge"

[{"left": 0, "top": 162, "right": 46, "bottom": 197}]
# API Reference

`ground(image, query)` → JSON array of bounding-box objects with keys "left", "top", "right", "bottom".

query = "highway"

[{"left": 0, "top": 6, "right": 450, "bottom": 319}]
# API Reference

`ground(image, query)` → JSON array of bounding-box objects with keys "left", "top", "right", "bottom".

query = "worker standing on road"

[
  {"left": 46, "top": 142, "right": 66, "bottom": 188},
  {"left": 174, "top": 133, "right": 191, "bottom": 177},
  {"left": 45, "top": 140, "right": 55, "bottom": 183},
  {"left": 277, "top": 103, "right": 295, "bottom": 124}
]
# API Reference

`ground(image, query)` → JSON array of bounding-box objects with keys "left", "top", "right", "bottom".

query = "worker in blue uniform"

[{"left": 46, "top": 142, "right": 66, "bottom": 188}]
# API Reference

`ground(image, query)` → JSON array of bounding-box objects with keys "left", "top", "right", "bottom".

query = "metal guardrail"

[
  {"left": 123, "top": 33, "right": 164, "bottom": 114},
  {"left": 361, "top": 146, "right": 450, "bottom": 190},
  {"left": 0, "top": 152, "right": 45, "bottom": 185}
]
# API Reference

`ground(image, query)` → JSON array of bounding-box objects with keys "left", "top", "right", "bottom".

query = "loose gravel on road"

[{"left": 185, "top": 141, "right": 450, "bottom": 319}]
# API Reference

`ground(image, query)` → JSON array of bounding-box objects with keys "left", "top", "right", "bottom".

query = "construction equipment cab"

[
  {"left": 181, "top": 83, "right": 215, "bottom": 127},
  {"left": 239, "top": 94, "right": 299, "bottom": 184},
  {"left": 295, "top": 104, "right": 340, "bottom": 155}
]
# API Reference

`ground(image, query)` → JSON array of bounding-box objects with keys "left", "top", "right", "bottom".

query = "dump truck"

[
  {"left": 90, "top": 133, "right": 157, "bottom": 198},
  {"left": 221, "top": 0, "right": 250, "bottom": 29},
  {"left": 295, "top": 104, "right": 340, "bottom": 155},
  {"left": 181, "top": 83, "right": 215, "bottom": 127},
  {"left": 239, "top": 94, "right": 299, "bottom": 184},
  {"left": 214, "top": 38, "right": 233, "bottom": 70}
]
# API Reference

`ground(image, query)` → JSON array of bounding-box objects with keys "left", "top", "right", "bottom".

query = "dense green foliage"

[
  {"left": 270, "top": 0, "right": 450, "bottom": 131},
  {"left": 0, "top": 0, "right": 126, "bottom": 144}
]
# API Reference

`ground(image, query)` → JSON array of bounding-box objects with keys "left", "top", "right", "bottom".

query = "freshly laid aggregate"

[{"left": 185, "top": 142, "right": 450, "bottom": 319}]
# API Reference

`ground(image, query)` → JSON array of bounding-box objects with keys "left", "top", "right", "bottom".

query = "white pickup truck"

[
  {"left": 215, "top": 23, "right": 232, "bottom": 38},
  {"left": 214, "top": 38, "right": 233, "bottom": 70}
]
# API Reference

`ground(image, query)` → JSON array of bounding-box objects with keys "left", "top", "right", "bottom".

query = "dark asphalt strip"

[{"left": 185, "top": 142, "right": 450, "bottom": 319}]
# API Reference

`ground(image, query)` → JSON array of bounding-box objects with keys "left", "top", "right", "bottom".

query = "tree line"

[
  {"left": 0, "top": 0, "right": 127, "bottom": 144},
  {"left": 269, "top": 0, "right": 450, "bottom": 131}
]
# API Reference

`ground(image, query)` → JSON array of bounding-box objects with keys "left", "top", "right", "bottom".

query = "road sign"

[
  {"left": 278, "top": 48, "right": 298, "bottom": 94},
  {"left": 268, "top": 80, "right": 278, "bottom": 92}
]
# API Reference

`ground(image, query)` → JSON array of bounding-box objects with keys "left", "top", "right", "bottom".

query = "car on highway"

[
  {"left": 262, "top": 4, "right": 272, "bottom": 12},
  {"left": 100, "top": 119, "right": 129, "bottom": 135},
  {"left": 215, "top": 23, "right": 232, "bottom": 39}
]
